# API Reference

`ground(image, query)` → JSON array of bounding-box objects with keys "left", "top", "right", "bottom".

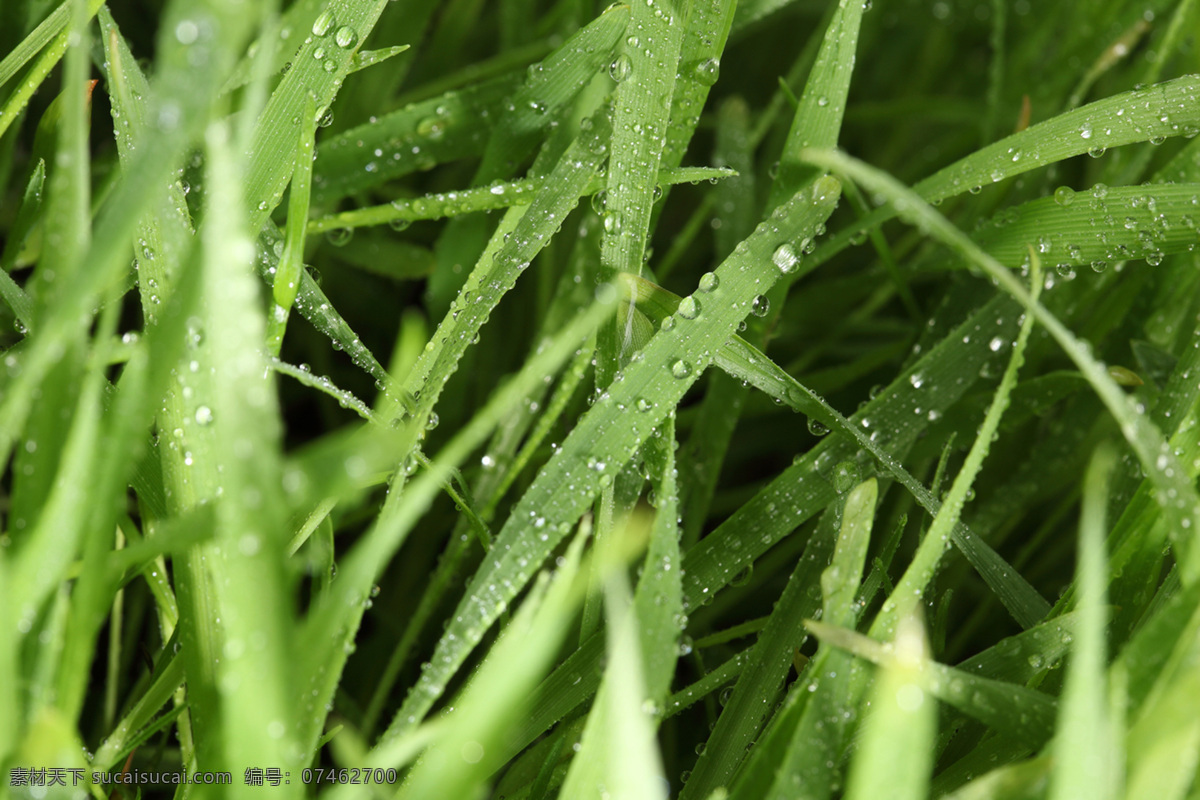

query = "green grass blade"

[
  {"left": 382, "top": 177, "right": 840, "bottom": 742},
  {"left": 1049, "top": 444, "right": 1119, "bottom": 800},
  {"left": 397, "top": 530, "right": 589, "bottom": 800},
  {"left": 395, "top": 108, "right": 611, "bottom": 427},
  {"left": 311, "top": 74, "right": 520, "bottom": 205},
  {"left": 266, "top": 93, "right": 317, "bottom": 356},
  {"left": 558, "top": 517, "right": 666, "bottom": 800},
  {"left": 309, "top": 166, "right": 732, "bottom": 234},
  {"left": 803, "top": 147, "right": 1200, "bottom": 588},
  {"left": 768, "top": 0, "right": 865, "bottom": 207},
  {"left": 634, "top": 415, "right": 684, "bottom": 704},
  {"left": 621, "top": 269, "right": 1050, "bottom": 628},
  {"left": 807, "top": 619, "right": 1057, "bottom": 746},
  {"left": 842, "top": 615, "right": 936, "bottom": 800},
  {"left": 300, "top": 300, "right": 615, "bottom": 753},
  {"left": 971, "top": 183, "right": 1200, "bottom": 272},
  {"left": 685, "top": 506, "right": 843, "bottom": 800},
  {"left": 802, "top": 75, "right": 1200, "bottom": 283},
  {"left": 599, "top": 0, "right": 682, "bottom": 281},
  {"left": 199, "top": 120, "right": 300, "bottom": 787},
  {"left": 243, "top": 0, "right": 392, "bottom": 232},
  {"left": 658, "top": 0, "right": 736, "bottom": 175}
]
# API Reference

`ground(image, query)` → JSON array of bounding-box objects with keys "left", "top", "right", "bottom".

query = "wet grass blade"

[{"left": 381, "top": 177, "right": 840, "bottom": 742}]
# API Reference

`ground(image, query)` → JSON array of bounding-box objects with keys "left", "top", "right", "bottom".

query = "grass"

[{"left": 1, "top": 0, "right": 1200, "bottom": 798}]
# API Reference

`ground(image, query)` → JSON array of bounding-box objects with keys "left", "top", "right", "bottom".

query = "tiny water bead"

[{"left": 772, "top": 242, "right": 799, "bottom": 274}]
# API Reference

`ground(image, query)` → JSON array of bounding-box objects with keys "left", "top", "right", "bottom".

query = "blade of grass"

[
  {"left": 802, "top": 147, "right": 1200, "bottom": 588},
  {"left": 767, "top": 0, "right": 865, "bottom": 208},
  {"left": 298, "top": 298, "right": 616, "bottom": 755},
  {"left": 1048, "top": 444, "right": 1119, "bottom": 800},
  {"left": 842, "top": 614, "right": 937, "bottom": 800},
  {"left": 620, "top": 270, "right": 1050, "bottom": 628},
  {"left": 799, "top": 75, "right": 1200, "bottom": 286},
  {"left": 396, "top": 529, "right": 589, "bottom": 800},
  {"left": 380, "top": 177, "right": 841, "bottom": 743}
]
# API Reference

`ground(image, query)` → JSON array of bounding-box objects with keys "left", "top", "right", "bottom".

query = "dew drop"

[
  {"left": 694, "top": 57, "right": 720, "bottom": 86},
  {"left": 334, "top": 26, "right": 358, "bottom": 49},
  {"left": 311, "top": 10, "right": 335, "bottom": 36},
  {"left": 326, "top": 227, "right": 353, "bottom": 247},
  {"left": 772, "top": 243, "right": 799, "bottom": 273},
  {"left": 608, "top": 54, "right": 632, "bottom": 82},
  {"left": 677, "top": 296, "right": 700, "bottom": 319}
]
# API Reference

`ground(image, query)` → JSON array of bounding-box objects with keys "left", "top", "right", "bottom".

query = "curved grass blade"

[
  {"left": 680, "top": 292, "right": 1022, "bottom": 626},
  {"left": 970, "top": 183, "right": 1200, "bottom": 272},
  {"left": 802, "top": 75, "right": 1200, "bottom": 282},
  {"left": 380, "top": 177, "right": 841, "bottom": 743},
  {"left": 620, "top": 269, "right": 1051, "bottom": 628},
  {"left": 802, "top": 147, "right": 1200, "bottom": 588},
  {"left": 806, "top": 619, "right": 1058, "bottom": 746}
]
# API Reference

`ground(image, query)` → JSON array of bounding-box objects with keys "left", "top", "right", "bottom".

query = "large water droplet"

[
  {"left": 677, "top": 296, "right": 700, "bottom": 319},
  {"left": 311, "top": 10, "right": 335, "bottom": 36},
  {"left": 334, "top": 26, "right": 358, "bottom": 49},
  {"left": 772, "top": 243, "right": 799, "bottom": 273},
  {"left": 608, "top": 54, "right": 632, "bottom": 83},
  {"left": 694, "top": 57, "right": 719, "bottom": 86}
]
